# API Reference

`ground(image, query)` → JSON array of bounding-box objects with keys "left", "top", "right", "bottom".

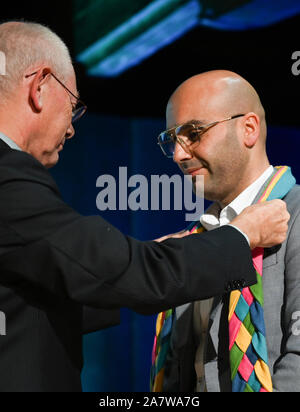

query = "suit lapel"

[
  {"left": 207, "top": 296, "right": 223, "bottom": 353},
  {"left": 205, "top": 295, "right": 232, "bottom": 391},
  {"left": 174, "top": 303, "right": 194, "bottom": 348}
]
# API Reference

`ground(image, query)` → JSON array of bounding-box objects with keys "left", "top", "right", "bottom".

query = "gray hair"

[{"left": 0, "top": 21, "right": 73, "bottom": 99}]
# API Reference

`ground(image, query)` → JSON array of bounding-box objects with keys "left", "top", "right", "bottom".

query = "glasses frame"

[
  {"left": 25, "top": 71, "right": 87, "bottom": 123},
  {"left": 157, "top": 114, "right": 246, "bottom": 158}
]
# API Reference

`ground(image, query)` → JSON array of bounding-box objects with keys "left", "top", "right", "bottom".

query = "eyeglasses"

[
  {"left": 157, "top": 114, "right": 246, "bottom": 158},
  {"left": 25, "top": 71, "right": 87, "bottom": 123}
]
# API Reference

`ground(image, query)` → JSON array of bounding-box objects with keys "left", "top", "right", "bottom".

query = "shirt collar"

[
  {"left": 200, "top": 166, "right": 274, "bottom": 231},
  {"left": 0, "top": 132, "right": 22, "bottom": 151}
]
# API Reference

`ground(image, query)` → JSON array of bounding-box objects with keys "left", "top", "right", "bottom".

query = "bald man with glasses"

[{"left": 152, "top": 70, "right": 300, "bottom": 393}]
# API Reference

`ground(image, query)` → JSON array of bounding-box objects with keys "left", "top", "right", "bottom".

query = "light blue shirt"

[{"left": 0, "top": 132, "right": 22, "bottom": 151}]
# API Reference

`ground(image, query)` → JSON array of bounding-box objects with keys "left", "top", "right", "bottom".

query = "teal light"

[
  {"left": 83, "top": 0, "right": 201, "bottom": 77},
  {"left": 74, "top": 0, "right": 300, "bottom": 77},
  {"left": 76, "top": 0, "right": 199, "bottom": 76}
]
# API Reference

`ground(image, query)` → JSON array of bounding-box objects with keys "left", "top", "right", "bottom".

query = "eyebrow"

[
  {"left": 185, "top": 119, "right": 207, "bottom": 125},
  {"left": 171, "top": 119, "right": 207, "bottom": 129}
]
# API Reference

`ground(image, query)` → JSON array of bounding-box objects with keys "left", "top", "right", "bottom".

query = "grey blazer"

[{"left": 163, "top": 184, "right": 300, "bottom": 392}]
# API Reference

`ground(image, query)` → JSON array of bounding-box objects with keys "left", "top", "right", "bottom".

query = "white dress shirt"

[
  {"left": 0, "top": 132, "right": 22, "bottom": 151},
  {"left": 194, "top": 165, "right": 274, "bottom": 392}
]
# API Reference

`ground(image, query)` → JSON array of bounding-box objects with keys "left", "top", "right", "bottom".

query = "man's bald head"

[
  {"left": 166, "top": 70, "right": 270, "bottom": 206},
  {"left": 0, "top": 21, "right": 77, "bottom": 168},
  {"left": 0, "top": 21, "right": 74, "bottom": 101},
  {"left": 167, "top": 70, "right": 267, "bottom": 144}
]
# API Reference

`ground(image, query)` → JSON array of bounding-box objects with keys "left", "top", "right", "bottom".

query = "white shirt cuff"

[{"left": 227, "top": 224, "right": 250, "bottom": 246}]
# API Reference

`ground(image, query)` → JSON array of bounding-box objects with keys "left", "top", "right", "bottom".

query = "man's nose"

[{"left": 173, "top": 140, "right": 193, "bottom": 164}]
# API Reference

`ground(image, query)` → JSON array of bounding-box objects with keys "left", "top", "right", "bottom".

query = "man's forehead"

[
  {"left": 167, "top": 99, "right": 209, "bottom": 122},
  {"left": 66, "top": 74, "right": 79, "bottom": 99},
  {"left": 166, "top": 115, "right": 208, "bottom": 129}
]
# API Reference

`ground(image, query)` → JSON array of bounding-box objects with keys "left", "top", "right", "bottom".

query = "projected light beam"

[
  {"left": 76, "top": 0, "right": 300, "bottom": 77},
  {"left": 77, "top": 0, "right": 201, "bottom": 77}
]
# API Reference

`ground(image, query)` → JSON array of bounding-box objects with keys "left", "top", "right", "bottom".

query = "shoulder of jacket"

[
  {"left": 0, "top": 149, "right": 59, "bottom": 193},
  {"left": 285, "top": 184, "right": 300, "bottom": 202}
]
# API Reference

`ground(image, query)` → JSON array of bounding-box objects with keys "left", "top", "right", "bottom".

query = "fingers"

[
  {"left": 172, "top": 230, "right": 190, "bottom": 239},
  {"left": 268, "top": 199, "right": 289, "bottom": 221},
  {"left": 268, "top": 200, "right": 290, "bottom": 233},
  {"left": 256, "top": 200, "right": 289, "bottom": 248},
  {"left": 231, "top": 200, "right": 290, "bottom": 249},
  {"left": 154, "top": 229, "right": 190, "bottom": 243},
  {"left": 154, "top": 235, "right": 169, "bottom": 243}
]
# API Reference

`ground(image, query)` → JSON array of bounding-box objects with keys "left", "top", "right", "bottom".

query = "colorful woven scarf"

[{"left": 150, "top": 166, "right": 295, "bottom": 392}]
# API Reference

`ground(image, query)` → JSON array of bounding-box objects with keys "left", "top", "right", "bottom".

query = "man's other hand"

[
  {"left": 231, "top": 200, "right": 290, "bottom": 249},
  {"left": 155, "top": 229, "right": 190, "bottom": 243}
]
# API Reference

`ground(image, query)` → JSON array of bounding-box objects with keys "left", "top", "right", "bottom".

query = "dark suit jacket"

[{"left": 0, "top": 139, "right": 256, "bottom": 391}]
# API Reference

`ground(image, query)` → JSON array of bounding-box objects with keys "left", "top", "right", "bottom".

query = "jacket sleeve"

[
  {"left": 0, "top": 151, "right": 257, "bottom": 315},
  {"left": 82, "top": 306, "right": 120, "bottom": 334}
]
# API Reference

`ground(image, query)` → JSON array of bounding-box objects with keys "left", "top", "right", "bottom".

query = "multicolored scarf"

[{"left": 150, "top": 166, "right": 295, "bottom": 392}]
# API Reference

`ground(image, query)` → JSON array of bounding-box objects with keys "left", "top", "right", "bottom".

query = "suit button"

[
  {"left": 225, "top": 282, "right": 233, "bottom": 292},
  {"left": 233, "top": 280, "right": 240, "bottom": 289}
]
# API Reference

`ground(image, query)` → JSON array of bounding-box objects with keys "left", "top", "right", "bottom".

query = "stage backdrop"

[{"left": 51, "top": 112, "right": 300, "bottom": 392}]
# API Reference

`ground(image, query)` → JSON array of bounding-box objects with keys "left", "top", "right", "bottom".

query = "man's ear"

[
  {"left": 28, "top": 68, "right": 51, "bottom": 113},
  {"left": 243, "top": 112, "right": 260, "bottom": 148}
]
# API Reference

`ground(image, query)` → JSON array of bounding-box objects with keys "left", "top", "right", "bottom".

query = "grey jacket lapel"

[
  {"left": 174, "top": 303, "right": 194, "bottom": 347},
  {"left": 206, "top": 295, "right": 234, "bottom": 392}
]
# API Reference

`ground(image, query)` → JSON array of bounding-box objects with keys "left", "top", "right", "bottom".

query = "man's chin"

[
  {"left": 192, "top": 173, "right": 207, "bottom": 197},
  {"left": 192, "top": 182, "right": 219, "bottom": 202},
  {"left": 43, "top": 152, "right": 60, "bottom": 169}
]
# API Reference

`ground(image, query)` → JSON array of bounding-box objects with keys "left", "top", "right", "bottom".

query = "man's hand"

[
  {"left": 231, "top": 200, "right": 290, "bottom": 249},
  {"left": 155, "top": 229, "right": 190, "bottom": 243}
]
